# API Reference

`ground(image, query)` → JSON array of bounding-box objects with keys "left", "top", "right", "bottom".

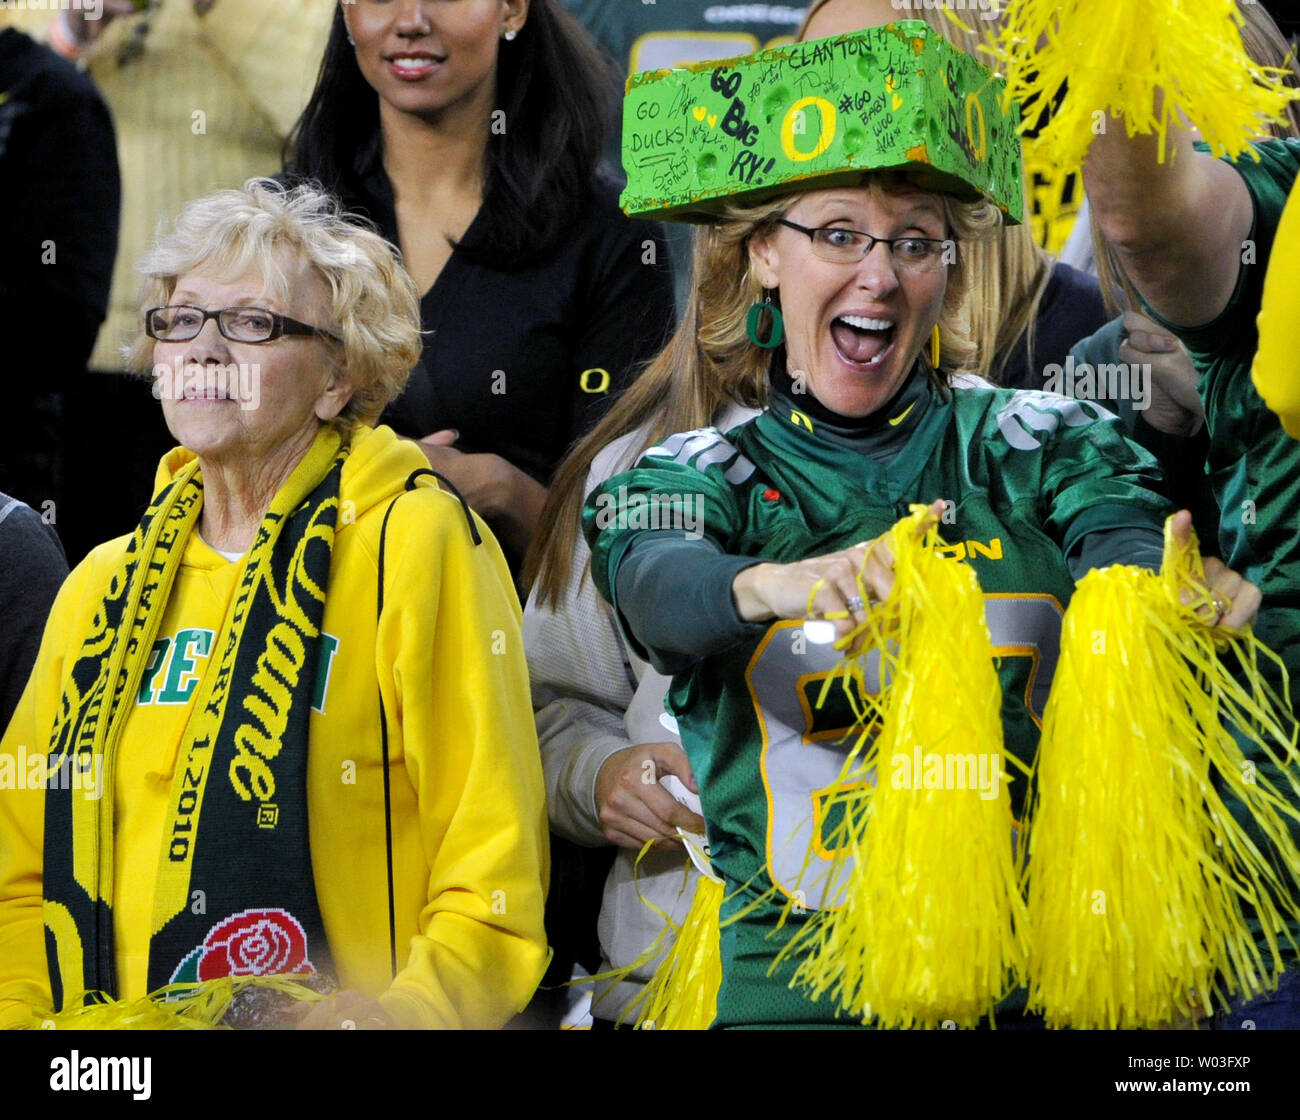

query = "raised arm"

[{"left": 1083, "top": 115, "right": 1254, "bottom": 328}]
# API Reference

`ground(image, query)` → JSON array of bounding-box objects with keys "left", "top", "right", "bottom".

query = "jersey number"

[{"left": 749, "top": 595, "right": 1063, "bottom": 909}]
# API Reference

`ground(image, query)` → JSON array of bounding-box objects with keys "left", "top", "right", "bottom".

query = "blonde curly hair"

[{"left": 126, "top": 178, "right": 422, "bottom": 428}]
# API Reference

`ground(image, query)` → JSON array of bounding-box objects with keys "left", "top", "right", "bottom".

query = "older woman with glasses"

[
  {"left": 574, "top": 28, "right": 1259, "bottom": 1028},
  {"left": 0, "top": 178, "right": 548, "bottom": 1030}
]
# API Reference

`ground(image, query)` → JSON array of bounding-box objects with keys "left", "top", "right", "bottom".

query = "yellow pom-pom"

[
  {"left": 779, "top": 505, "right": 1030, "bottom": 1028},
  {"left": 22, "top": 974, "right": 326, "bottom": 1030},
  {"left": 992, "top": 0, "right": 1300, "bottom": 173},
  {"left": 1027, "top": 517, "right": 1300, "bottom": 1029},
  {"left": 636, "top": 865, "right": 725, "bottom": 1031}
]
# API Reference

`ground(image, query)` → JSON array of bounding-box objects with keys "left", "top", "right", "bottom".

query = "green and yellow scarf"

[{"left": 42, "top": 428, "right": 348, "bottom": 1009}]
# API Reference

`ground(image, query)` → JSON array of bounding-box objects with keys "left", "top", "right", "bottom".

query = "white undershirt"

[{"left": 199, "top": 533, "right": 246, "bottom": 564}]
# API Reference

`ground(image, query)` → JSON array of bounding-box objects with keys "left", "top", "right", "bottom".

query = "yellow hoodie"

[{"left": 0, "top": 425, "right": 549, "bottom": 1029}]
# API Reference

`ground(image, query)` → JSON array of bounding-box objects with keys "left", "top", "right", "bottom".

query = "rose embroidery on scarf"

[{"left": 168, "top": 908, "right": 315, "bottom": 984}]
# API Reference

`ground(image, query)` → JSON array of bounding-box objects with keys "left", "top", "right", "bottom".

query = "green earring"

[{"left": 747, "top": 291, "right": 785, "bottom": 349}]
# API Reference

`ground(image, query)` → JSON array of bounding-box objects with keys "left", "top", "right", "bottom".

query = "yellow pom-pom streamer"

[
  {"left": 991, "top": 0, "right": 1300, "bottom": 173},
  {"left": 1252, "top": 175, "right": 1300, "bottom": 440},
  {"left": 1027, "top": 517, "right": 1300, "bottom": 1029},
  {"left": 579, "top": 841, "right": 718, "bottom": 1029},
  {"left": 584, "top": 836, "right": 766, "bottom": 1029},
  {"left": 634, "top": 855, "right": 726, "bottom": 1032},
  {"left": 20, "top": 974, "right": 326, "bottom": 1030},
  {"left": 777, "top": 505, "right": 1030, "bottom": 1029},
  {"left": 577, "top": 842, "right": 681, "bottom": 1027}
]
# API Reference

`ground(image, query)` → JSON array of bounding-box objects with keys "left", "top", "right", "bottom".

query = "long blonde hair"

[{"left": 524, "top": 180, "right": 999, "bottom": 604}]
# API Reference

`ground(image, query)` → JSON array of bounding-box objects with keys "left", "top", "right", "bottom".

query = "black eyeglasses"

[
  {"left": 145, "top": 305, "right": 341, "bottom": 344},
  {"left": 775, "top": 219, "right": 954, "bottom": 272}
]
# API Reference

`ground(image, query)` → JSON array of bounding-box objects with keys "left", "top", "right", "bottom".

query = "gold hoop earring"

[{"left": 930, "top": 325, "right": 941, "bottom": 370}]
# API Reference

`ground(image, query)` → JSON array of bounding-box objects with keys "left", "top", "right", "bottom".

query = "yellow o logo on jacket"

[{"left": 580, "top": 368, "right": 611, "bottom": 394}]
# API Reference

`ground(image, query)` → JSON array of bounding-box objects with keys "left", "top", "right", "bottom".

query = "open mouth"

[{"left": 830, "top": 315, "right": 895, "bottom": 369}]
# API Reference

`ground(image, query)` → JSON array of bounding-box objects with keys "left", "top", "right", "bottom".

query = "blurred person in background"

[
  {"left": 1081, "top": 0, "right": 1300, "bottom": 1028},
  {"left": 1069, "top": 3, "right": 1300, "bottom": 561},
  {"left": 12, "top": 0, "right": 333, "bottom": 565},
  {"left": 0, "top": 491, "right": 68, "bottom": 736},
  {"left": 0, "top": 18, "right": 118, "bottom": 530}
]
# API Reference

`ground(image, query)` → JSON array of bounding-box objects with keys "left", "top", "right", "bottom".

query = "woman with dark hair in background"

[{"left": 284, "top": 0, "right": 676, "bottom": 563}]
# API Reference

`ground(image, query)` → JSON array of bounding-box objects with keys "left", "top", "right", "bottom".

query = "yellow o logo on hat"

[
  {"left": 580, "top": 368, "right": 611, "bottom": 394},
  {"left": 781, "top": 97, "right": 837, "bottom": 163},
  {"left": 965, "top": 93, "right": 987, "bottom": 162}
]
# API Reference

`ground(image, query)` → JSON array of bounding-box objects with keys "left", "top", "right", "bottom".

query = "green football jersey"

[
  {"left": 587, "top": 380, "right": 1170, "bottom": 1027},
  {"left": 1143, "top": 140, "right": 1300, "bottom": 971},
  {"left": 1151, "top": 139, "right": 1300, "bottom": 704}
]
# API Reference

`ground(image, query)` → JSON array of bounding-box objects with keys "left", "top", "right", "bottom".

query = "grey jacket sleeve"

[
  {"left": 523, "top": 443, "right": 648, "bottom": 847},
  {"left": 524, "top": 568, "right": 638, "bottom": 847},
  {"left": 0, "top": 495, "right": 68, "bottom": 735}
]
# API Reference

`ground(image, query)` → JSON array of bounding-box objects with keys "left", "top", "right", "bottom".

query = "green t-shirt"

[{"left": 585, "top": 381, "right": 1170, "bottom": 1027}]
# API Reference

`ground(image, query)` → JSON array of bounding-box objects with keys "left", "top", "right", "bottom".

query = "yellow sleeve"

[
  {"left": 375, "top": 495, "right": 550, "bottom": 1029},
  {"left": 0, "top": 554, "right": 102, "bottom": 1028},
  {"left": 1253, "top": 174, "right": 1300, "bottom": 441},
  {"left": 0, "top": 669, "right": 49, "bottom": 1028}
]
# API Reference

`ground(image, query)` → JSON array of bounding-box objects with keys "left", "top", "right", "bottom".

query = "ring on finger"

[
  {"left": 846, "top": 595, "right": 865, "bottom": 612},
  {"left": 1212, "top": 592, "right": 1231, "bottom": 623}
]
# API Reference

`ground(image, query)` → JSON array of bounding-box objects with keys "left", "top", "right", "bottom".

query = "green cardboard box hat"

[{"left": 620, "top": 21, "right": 1023, "bottom": 223}]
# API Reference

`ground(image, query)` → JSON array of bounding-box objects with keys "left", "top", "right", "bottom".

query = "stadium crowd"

[{"left": 1, "top": 0, "right": 1299, "bottom": 1032}]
